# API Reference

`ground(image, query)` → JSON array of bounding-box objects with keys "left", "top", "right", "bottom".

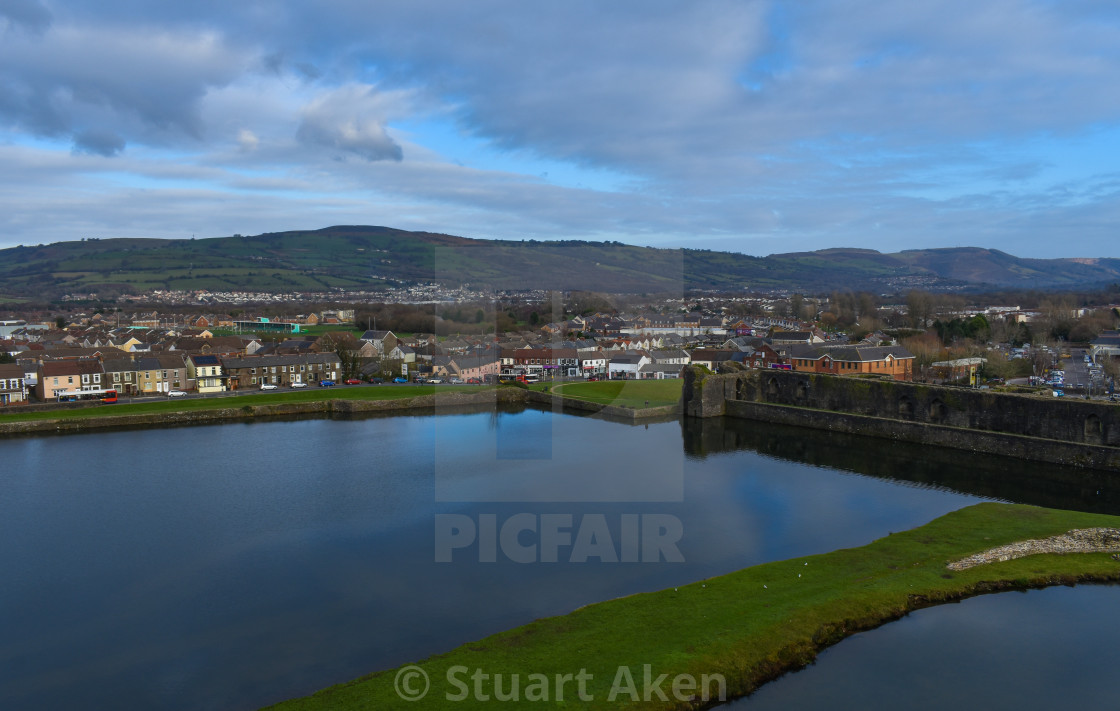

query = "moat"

[{"left": 1, "top": 405, "right": 1118, "bottom": 710}]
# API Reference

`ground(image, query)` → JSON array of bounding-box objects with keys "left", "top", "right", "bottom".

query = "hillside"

[{"left": 0, "top": 226, "right": 1118, "bottom": 299}]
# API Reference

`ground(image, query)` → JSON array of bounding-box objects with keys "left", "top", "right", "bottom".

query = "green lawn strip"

[
  {"left": 0, "top": 386, "right": 488, "bottom": 423},
  {"left": 263, "top": 503, "right": 1120, "bottom": 711},
  {"left": 552, "top": 380, "right": 683, "bottom": 408}
]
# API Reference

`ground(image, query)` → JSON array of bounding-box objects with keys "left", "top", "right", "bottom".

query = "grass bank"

[
  {"left": 0, "top": 385, "right": 489, "bottom": 424},
  {"left": 551, "top": 379, "right": 683, "bottom": 408},
  {"left": 265, "top": 503, "right": 1120, "bottom": 710}
]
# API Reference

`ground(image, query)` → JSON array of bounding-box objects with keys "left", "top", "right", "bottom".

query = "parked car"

[
  {"left": 428, "top": 378, "right": 444, "bottom": 384},
  {"left": 392, "top": 377, "right": 408, "bottom": 383},
  {"left": 467, "top": 377, "right": 482, "bottom": 384},
  {"left": 319, "top": 380, "right": 335, "bottom": 387},
  {"left": 1052, "top": 390, "right": 1065, "bottom": 397},
  {"left": 345, "top": 378, "right": 363, "bottom": 385},
  {"left": 414, "top": 378, "right": 428, "bottom": 384},
  {"left": 261, "top": 383, "right": 278, "bottom": 390},
  {"left": 369, "top": 377, "right": 384, "bottom": 384},
  {"left": 449, "top": 378, "right": 464, "bottom": 384},
  {"left": 588, "top": 376, "right": 600, "bottom": 381},
  {"left": 291, "top": 381, "right": 308, "bottom": 388},
  {"left": 167, "top": 390, "right": 187, "bottom": 398}
]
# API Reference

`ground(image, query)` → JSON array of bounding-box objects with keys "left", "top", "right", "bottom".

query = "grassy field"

[
  {"left": 265, "top": 503, "right": 1120, "bottom": 710},
  {"left": 551, "top": 379, "right": 683, "bottom": 408},
  {"left": 0, "top": 385, "right": 486, "bottom": 423}
]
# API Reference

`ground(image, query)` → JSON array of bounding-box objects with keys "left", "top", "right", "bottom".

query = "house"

[
  {"left": 387, "top": 344, "right": 417, "bottom": 363},
  {"left": 769, "top": 330, "right": 823, "bottom": 346},
  {"left": 607, "top": 352, "right": 651, "bottom": 380},
  {"left": 688, "top": 349, "right": 736, "bottom": 371},
  {"left": 578, "top": 352, "right": 608, "bottom": 377},
  {"left": 637, "top": 362, "right": 684, "bottom": 380},
  {"left": 187, "top": 354, "right": 226, "bottom": 393},
  {"left": 789, "top": 344, "right": 915, "bottom": 381},
  {"left": 651, "top": 349, "right": 690, "bottom": 366},
  {"left": 509, "top": 348, "right": 580, "bottom": 377},
  {"left": 359, "top": 330, "right": 398, "bottom": 355},
  {"left": 1091, "top": 331, "right": 1120, "bottom": 361},
  {"left": 102, "top": 358, "right": 140, "bottom": 396},
  {"left": 157, "top": 354, "right": 189, "bottom": 391},
  {"left": 0, "top": 363, "right": 28, "bottom": 405},
  {"left": 222, "top": 353, "right": 340, "bottom": 389},
  {"left": 451, "top": 355, "right": 501, "bottom": 381},
  {"left": 35, "top": 359, "right": 106, "bottom": 401},
  {"left": 135, "top": 356, "right": 171, "bottom": 394}
]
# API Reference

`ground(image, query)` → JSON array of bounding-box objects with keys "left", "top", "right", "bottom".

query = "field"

[
  {"left": 265, "top": 503, "right": 1120, "bottom": 710},
  {"left": 551, "top": 379, "right": 683, "bottom": 408}
]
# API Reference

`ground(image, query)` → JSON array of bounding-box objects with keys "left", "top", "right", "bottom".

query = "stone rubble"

[{"left": 947, "top": 528, "right": 1120, "bottom": 571}]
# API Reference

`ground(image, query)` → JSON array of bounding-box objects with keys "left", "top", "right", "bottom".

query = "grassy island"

[
  {"left": 550, "top": 380, "right": 683, "bottom": 408},
  {"left": 265, "top": 503, "right": 1120, "bottom": 710}
]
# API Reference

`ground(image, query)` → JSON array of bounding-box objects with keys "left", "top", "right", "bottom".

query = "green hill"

[{"left": 1, "top": 226, "right": 1117, "bottom": 299}]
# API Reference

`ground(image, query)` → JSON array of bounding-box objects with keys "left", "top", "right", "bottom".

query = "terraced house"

[
  {"left": 187, "top": 354, "right": 226, "bottom": 393},
  {"left": 0, "top": 363, "right": 27, "bottom": 405},
  {"left": 35, "top": 359, "right": 105, "bottom": 400},
  {"left": 222, "top": 353, "right": 342, "bottom": 389}
]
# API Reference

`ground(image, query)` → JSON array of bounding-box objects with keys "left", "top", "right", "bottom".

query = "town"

[{"left": 2, "top": 291, "right": 1117, "bottom": 408}]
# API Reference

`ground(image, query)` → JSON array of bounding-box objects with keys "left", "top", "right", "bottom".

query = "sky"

[{"left": 2, "top": 0, "right": 1120, "bottom": 257}]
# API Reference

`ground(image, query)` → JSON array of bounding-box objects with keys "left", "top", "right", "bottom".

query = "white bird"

[{"left": 763, "top": 585, "right": 768, "bottom": 589}]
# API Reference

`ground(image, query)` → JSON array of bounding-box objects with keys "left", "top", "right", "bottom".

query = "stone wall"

[{"left": 681, "top": 367, "right": 1120, "bottom": 469}]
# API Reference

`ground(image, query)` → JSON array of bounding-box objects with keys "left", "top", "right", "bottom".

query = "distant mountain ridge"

[{"left": 0, "top": 226, "right": 1118, "bottom": 299}]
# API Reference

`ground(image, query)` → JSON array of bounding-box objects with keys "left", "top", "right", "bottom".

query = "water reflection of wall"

[{"left": 680, "top": 416, "right": 1120, "bottom": 515}]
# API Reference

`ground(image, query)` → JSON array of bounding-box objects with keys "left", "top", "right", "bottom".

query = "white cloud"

[{"left": 295, "top": 84, "right": 409, "bottom": 162}]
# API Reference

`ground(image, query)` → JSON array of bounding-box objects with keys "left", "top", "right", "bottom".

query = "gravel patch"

[{"left": 947, "top": 528, "right": 1120, "bottom": 571}]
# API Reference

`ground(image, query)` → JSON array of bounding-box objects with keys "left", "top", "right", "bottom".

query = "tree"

[
  {"left": 905, "top": 290, "right": 933, "bottom": 329},
  {"left": 54, "top": 316, "right": 66, "bottom": 329},
  {"left": 320, "top": 333, "right": 363, "bottom": 379},
  {"left": 789, "top": 293, "right": 805, "bottom": 321}
]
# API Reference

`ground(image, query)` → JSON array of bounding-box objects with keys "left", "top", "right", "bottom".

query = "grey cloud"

[
  {"left": 0, "top": 0, "right": 52, "bottom": 33},
  {"left": 295, "top": 85, "right": 405, "bottom": 161},
  {"left": 0, "top": 24, "right": 247, "bottom": 146},
  {"left": 72, "top": 129, "right": 126, "bottom": 156}
]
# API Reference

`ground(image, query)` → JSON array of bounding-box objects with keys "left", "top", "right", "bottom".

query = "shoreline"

[
  {"left": 262, "top": 503, "right": 1120, "bottom": 711},
  {"left": 0, "top": 386, "right": 680, "bottom": 437}
]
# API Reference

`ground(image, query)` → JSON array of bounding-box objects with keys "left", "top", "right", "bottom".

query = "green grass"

[
  {"left": 552, "top": 380, "right": 683, "bottom": 408},
  {"left": 0, "top": 385, "right": 487, "bottom": 423},
  {"left": 264, "top": 503, "right": 1120, "bottom": 710}
]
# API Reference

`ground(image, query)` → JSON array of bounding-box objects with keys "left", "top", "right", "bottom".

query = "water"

[
  {"left": 722, "top": 585, "right": 1120, "bottom": 710},
  {"left": 0, "top": 406, "right": 1116, "bottom": 710}
]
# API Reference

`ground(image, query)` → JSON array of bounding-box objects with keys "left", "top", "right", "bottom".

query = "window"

[
  {"left": 82, "top": 374, "right": 89, "bottom": 384},
  {"left": 68, "top": 376, "right": 74, "bottom": 384},
  {"left": 114, "top": 372, "right": 121, "bottom": 382},
  {"left": 251, "top": 377, "right": 257, "bottom": 385}
]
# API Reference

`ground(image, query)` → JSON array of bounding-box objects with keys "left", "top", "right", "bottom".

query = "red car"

[{"left": 345, "top": 378, "right": 363, "bottom": 385}]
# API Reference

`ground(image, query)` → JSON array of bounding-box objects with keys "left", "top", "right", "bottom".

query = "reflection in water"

[
  {"left": 0, "top": 407, "right": 1113, "bottom": 711},
  {"left": 681, "top": 416, "right": 1120, "bottom": 515},
  {"left": 721, "top": 584, "right": 1120, "bottom": 710}
]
